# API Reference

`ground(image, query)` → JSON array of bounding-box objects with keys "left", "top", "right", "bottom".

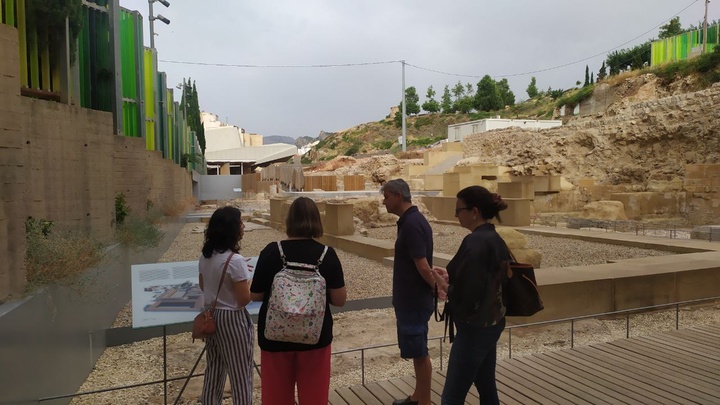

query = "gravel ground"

[
  {"left": 366, "top": 223, "right": 673, "bottom": 268},
  {"left": 74, "top": 213, "right": 717, "bottom": 404}
]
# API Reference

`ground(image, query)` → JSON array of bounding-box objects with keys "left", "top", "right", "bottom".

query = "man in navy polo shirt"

[{"left": 381, "top": 178, "right": 435, "bottom": 405}]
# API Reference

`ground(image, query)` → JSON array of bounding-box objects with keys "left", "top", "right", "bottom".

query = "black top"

[
  {"left": 251, "top": 239, "right": 345, "bottom": 352},
  {"left": 392, "top": 206, "right": 434, "bottom": 311},
  {"left": 446, "top": 223, "right": 510, "bottom": 325}
]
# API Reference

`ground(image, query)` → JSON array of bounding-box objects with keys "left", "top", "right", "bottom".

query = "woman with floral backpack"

[{"left": 251, "top": 197, "right": 346, "bottom": 404}]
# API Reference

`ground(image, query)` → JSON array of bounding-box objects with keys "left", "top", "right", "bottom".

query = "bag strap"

[
  {"left": 317, "top": 245, "right": 328, "bottom": 266},
  {"left": 210, "top": 253, "right": 234, "bottom": 311},
  {"left": 278, "top": 241, "right": 328, "bottom": 273},
  {"left": 277, "top": 241, "right": 287, "bottom": 266}
]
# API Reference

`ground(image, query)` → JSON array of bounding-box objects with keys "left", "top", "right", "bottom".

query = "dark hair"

[
  {"left": 286, "top": 197, "right": 323, "bottom": 238},
  {"left": 456, "top": 186, "right": 508, "bottom": 222},
  {"left": 202, "top": 206, "right": 242, "bottom": 258}
]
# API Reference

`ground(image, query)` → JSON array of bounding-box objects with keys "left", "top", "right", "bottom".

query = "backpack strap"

[
  {"left": 317, "top": 245, "right": 329, "bottom": 266},
  {"left": 277, "top": 241, "right": 287, "bottom": 266}
]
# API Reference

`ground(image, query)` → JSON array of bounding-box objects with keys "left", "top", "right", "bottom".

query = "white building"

[
  {"left": 447, "top": 118, "right": 562, "bottom": 142},
  {"left": 201, "top": 111, "right": 296, "bottom": 175}
]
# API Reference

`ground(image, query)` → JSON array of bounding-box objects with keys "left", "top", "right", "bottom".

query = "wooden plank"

[
  {"left": 362, "top": 382, "right": 397, "bottom": 404},
  {"left": 348, "top": 385, "right": 382, "bottom": 405},
  {"left": 506, "top": 356, "right": 609, "bottom": 404},
  {"left": 574, "top": 345, "right": 719, "bottom": 404},
  {"left": 496, "top": 361, "right": 579, "bottom": 405},
  {"left": 496, "top": 379, "right": 530, "bottom": 405},
  {"left": 483, "top": 365, "right": 545, "bottom": 405},
  {"left": 537, "top": 352, "right": 664, "bottom": 404},
  {"left": 684, "top": 326, "right": 720, "bottom": 341},
  {"left": 335, "top": 386, "right": 365, "bottom": 405},
  {"left": 645, "top": 328, "right": 720, "bottom": 354},
  {"left": 518, "top": 356, "right": 640, "bottom": 403},
  {"left": 400, "top": 375, "right": 441, "bottom": 405},
  {"left": 328, "top": 389, "right": 348, "bottom": 405},
  {"left": 610, "top": 338, "right": 720, "bottom": 378},
  {"left": 640, "top": 334, "right": 720, "bottom": 361},
  {"left": 376, "top": 379, "right": 409, "bottom": 403},
  {"left": 671, "top": 329, "right": 720, "bottom": 347},
  {"left": 599, "top": 341, "right": 720, "bottom": 387},
  {"left": 550, "top": 350, "right": 680, "bottom": 405},
  {"left": 660, "top": 328, "right": 720, "bottom": 349}
]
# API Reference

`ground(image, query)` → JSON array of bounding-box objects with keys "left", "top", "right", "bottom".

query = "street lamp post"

[{"left": 148, "top": 0, "right": 170, "bottom": 50}]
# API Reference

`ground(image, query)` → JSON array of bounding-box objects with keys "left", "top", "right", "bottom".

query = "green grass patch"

[{"left": 555, "top": 85, "right": 595, "bottom": 108}]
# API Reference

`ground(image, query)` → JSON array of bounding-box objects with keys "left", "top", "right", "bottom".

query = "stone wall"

[{"left": 0, "top": 25, "right": 192, "bottom": 301}]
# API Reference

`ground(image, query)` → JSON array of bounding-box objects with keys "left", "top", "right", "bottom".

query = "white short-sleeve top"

[{"left": 198, "top": 250, "right": 251, "bottom": 310}]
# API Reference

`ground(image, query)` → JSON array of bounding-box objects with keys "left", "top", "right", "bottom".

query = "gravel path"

[{"left": 75, "top": 216, "right": 717, "bottom": 404}]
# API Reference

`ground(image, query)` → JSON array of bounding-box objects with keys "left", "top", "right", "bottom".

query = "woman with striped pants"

[{"left": 199, "top": 206, "right": 254, "bottom": 404}]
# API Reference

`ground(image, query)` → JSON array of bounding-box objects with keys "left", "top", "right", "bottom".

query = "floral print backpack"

[{"left": 265, "top": 241, "right": 328, "bottom": 344}]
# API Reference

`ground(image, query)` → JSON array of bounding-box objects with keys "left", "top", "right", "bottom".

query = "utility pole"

[
  {"left": 702, "top": 0, "right": 710, "bottom": 54},
  {"left": 401, "top": 60, "right": 406, "bottom": 152}
]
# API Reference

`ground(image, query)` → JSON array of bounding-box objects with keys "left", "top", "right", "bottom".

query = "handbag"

[
  {"left": 192, "top": 253, "right": 234, "bottom": 342},
  {"left": 503, "top": 243, "right": 544, "bottom": 317}
]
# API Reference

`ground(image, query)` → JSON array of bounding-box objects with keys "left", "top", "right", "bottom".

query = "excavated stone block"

[
  {"left": 498, "top": 181, "right": 535, "bottom": 199},
  {"left": 324, "top": 203, "right": 355, "bottom": 236},
  {"left": 502, "top": 198, "right": 531, "bottom": 227}
]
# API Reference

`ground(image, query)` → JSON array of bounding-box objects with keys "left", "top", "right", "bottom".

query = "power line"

[
  {"left": 158, "top": 0, "right": 698, "bottom": 79},
  {"left": 158, "top": 60, "right": 402, "bottom": 68}
]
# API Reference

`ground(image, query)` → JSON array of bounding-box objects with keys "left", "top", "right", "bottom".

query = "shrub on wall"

[{"left": 25, "top": 217, "right": 106, "bottom": 292}]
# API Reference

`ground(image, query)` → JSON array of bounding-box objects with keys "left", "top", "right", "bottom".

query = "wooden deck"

[{"left": 330, "top": 323, "right": 720, "bottom": 404}]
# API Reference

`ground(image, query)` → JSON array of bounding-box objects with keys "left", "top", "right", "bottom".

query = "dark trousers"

[{"left": 441, "top": 317, "right": 505, "bottom": 405}]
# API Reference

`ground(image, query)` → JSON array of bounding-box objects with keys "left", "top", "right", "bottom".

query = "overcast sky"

[{"left": 119, "top": 0, "right": 717, "bottom": 139}]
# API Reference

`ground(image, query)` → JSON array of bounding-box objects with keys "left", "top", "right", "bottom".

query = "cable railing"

[
  {"left": 330, "top": 295, "right": 720, "bottom": 385},
  {"left": 37, "top": 295, "right": 720, "bottom": 403}
]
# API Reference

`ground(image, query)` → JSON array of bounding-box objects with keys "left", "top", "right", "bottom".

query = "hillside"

[{"left": 308, "top": 48, "right": 720, "bottom": 164}]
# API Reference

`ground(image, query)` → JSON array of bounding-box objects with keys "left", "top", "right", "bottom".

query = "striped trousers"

[{"left": 201, "top": 308, "right": 254, "bottom": 405}]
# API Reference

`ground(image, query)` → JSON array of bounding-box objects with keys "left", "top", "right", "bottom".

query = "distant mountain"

[
  {"left": 264, "top": 135, "right": 296, "bottom": 145},
  {"left": 295, "top": 136, "right": 316, "bottom": 147}
]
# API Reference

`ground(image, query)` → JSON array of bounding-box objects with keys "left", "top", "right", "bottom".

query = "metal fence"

[{"left": 36, "top": 295, "right": 720, "bottom": 404}]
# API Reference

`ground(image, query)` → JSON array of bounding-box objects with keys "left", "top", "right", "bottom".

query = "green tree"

[
  {"left": 496, "top": 78, "right": 515, "bottom": 106},
  {"left": 182, "top": 78, "right": 206, "bottom": 155},
  {"left": 606, "top": 41, "right": 651, "bottom": 75},
  {"left": 474, "top": 75, "right": 503, "bottom": 111},
  {"left": 597, "top": 61, "right": 607, "bottom": 81},
  {"left": 526, "top": 76, "right": 539, "bottom": 99},
  {"left": 394, "top": 86, "right": 421, "bottom": 127},
  {"left": 590, "top": 72, "right": 594, "bottom": 84},
  {"left": 440, "top": 85, "right": 454, "bottom": 113},
  {"left": 421, "top": 85, "right": 440, "bottom": 113},
  {"left": 404, "top": 86, "right": 421, "bottom": 115},
  {"left": 659, "top": 17, "right": 682, "bottom": 39},
  {"left": 452, "top": 81, "right": 465, "bottom": 101},
  {"left": 584, "top": 65, "right": 590, "bottom": 87}
]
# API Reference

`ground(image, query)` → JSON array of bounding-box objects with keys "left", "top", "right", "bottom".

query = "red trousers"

[{"left": 260, "top": 345, "right": 331, "bottom": 405}]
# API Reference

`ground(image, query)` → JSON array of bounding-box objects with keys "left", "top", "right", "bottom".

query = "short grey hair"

[{"left": 380, "top": 178, "right": 412, "bottom": 202}]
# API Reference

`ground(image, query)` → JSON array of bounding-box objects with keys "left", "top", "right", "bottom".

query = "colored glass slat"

[{"left": 17, "top": 0, "right": 27, "bottom": 87}]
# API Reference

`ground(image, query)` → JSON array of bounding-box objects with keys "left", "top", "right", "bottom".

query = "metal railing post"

[
  {"left": 626, "top": 314, "right": 630, "bottom": 338},
  {"left": 508, "top": 329, "right": 513, "bottom": 359},
  {"left": 361, "top": 349, "right": 365, "bottom": 385},
  {"left": 676, "top": 304, "right": 680, "bottom": 330},
  {"left": 440, "top": 339, "right": 443, "bottom": 371},
  {"left": 570, "top": 319, "right": 575, "bottom": 348}
]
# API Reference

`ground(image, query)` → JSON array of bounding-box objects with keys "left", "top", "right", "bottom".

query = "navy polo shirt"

[{"left": 393, "top": 205, "right": 434, "bottom": 311}]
